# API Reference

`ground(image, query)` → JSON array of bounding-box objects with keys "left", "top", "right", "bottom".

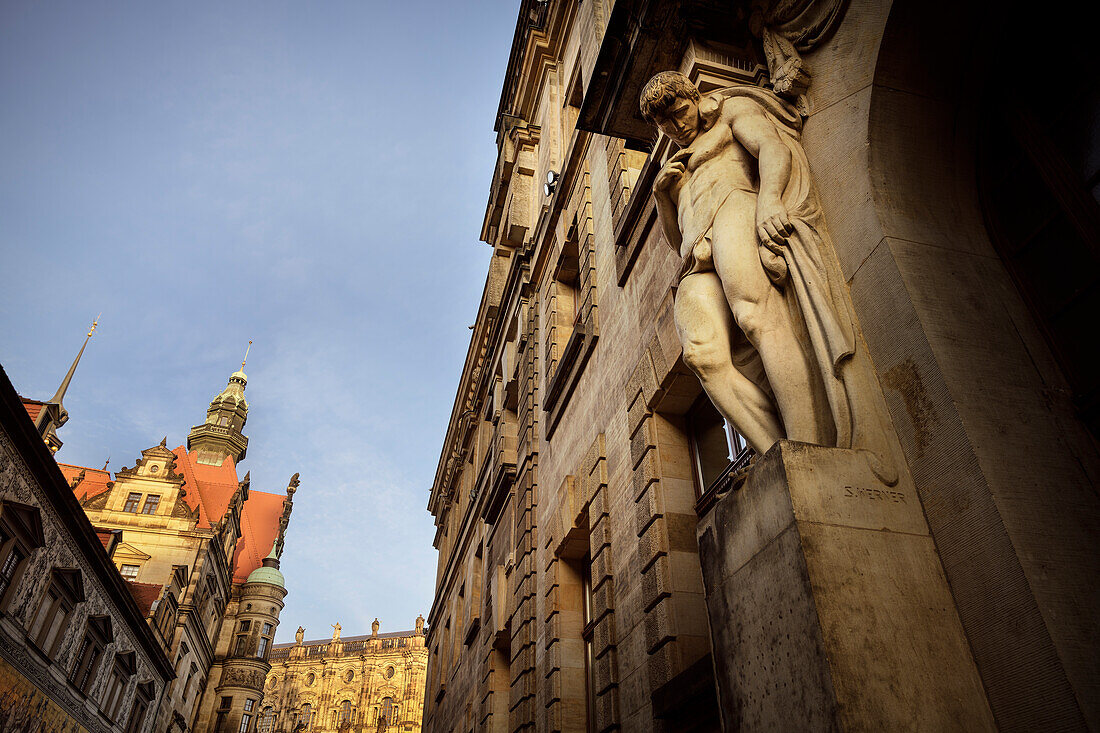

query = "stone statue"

[
  {"left": 295, "top": 626, "right": 304, "bottom": 645},
  {"left": 331, "top": 622, "right": 341, "bottom": 643},
  {"left": 415, "top": 614, "right": 425, "bottom": 635},
  {"left": 371, "top": 618, "right": 380, "bottom": 637},
  {"left": 641, "top": 71, "right": 893, "bottom": 481}
]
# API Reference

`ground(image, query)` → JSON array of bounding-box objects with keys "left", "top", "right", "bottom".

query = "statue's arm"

[
  {"left": 727, "top": 100, "right": 794, "bottom": 245},
  {"left": 654, "top": 188, "right": 682, "bottom": 252},
  {"left": 653, "top": 154, "right": 686, "bottom": 251}
]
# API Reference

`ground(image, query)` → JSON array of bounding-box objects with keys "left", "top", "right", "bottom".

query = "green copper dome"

[{"left": 246, "top": 546, "right": 284, "bottom": 588}]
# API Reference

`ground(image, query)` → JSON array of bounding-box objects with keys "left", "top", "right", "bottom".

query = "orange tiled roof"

[
  {"left": 125, "top": 580, "right": 163, "bottom": 617},
  {"left": 21, "top": 398, "right": 44, "bottom": 423},
  {"left": 232, "top": 490, "right": 286, "bottom": 584},
  {"left": 59, "top": 463, "right": 113, "bottom": 502},
  {"left": 171, "top": 447, "right": 240, "bottom": 529}
]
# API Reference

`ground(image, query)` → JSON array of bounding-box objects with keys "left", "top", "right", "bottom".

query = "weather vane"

[
  {"left": 242, "top": 340, "right": 252, "bottom": 369},
  {"left": 87, "top": 314, "right": 100, "bottom": 338}
]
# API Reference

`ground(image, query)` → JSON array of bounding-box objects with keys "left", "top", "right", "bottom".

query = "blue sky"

[{"left": 0, "top": 1, "right": 516, "bottom": 641}]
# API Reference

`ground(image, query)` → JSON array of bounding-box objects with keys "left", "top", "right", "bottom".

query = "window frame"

[
  {"left": 685, "top": 395, "right": 753, "bottom": 501},
  {"left": 122, "top": 492, "right": 142, "bottom": 513},
  {"left": 28, "top": 567, "right": 84, "bottom": 659},
  {"left": 0, "top": 500, "right": 45, "bottom": 610},
  {"left": 101, "top": 650, "right": 136, "bottom": 721},
  {"left": 140, "top": 495, "right": 160, "bottom": 515},
  {"left": 71, "top": 615, "right": 113, "bottom": 695},
  {"left": 123, "top": 681, "right": 154, "bottom": 733}
]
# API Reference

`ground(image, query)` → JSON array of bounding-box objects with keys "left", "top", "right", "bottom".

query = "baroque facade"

[
  {"left": 426, "top": 1, "right": 1100, "bottom": 732},
  {"left": 261, "top": 619, "right": 427, "bottom": 733},
  {"left": 5, "top": 336, "right": 302, "bottom": 733}
]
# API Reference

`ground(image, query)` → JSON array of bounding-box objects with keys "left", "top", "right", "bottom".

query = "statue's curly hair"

[{"left": 639, "top": 71, "right": 700, "bottom": 124}]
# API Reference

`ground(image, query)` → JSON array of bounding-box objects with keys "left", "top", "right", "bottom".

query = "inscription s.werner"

[{"left": 843, "top": 485, "right": 906, "bottom": 503}]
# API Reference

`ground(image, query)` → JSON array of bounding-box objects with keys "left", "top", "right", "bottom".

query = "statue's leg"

[
  {"left": 710, "top": 195, "right": 829, "bottom": 445},
  {"left": 675, "top": 270, "right": 783, "bottom": 453}
]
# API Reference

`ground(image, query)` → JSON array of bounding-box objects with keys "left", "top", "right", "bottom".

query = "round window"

[
  {"left": 306, "top": 672, "right": 316, "bottom": 686},
  {"left": 384, "top": 666, "right": 395, "bottom": 679},
  {"left": 344, "top": 669, "right": 354, "bottom": 682}
]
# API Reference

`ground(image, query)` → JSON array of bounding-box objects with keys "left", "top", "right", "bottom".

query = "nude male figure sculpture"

[{"left": 642, "top": 71, "right": 891, "bottom": 476}]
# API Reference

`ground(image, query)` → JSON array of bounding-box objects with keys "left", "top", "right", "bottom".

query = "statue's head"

[{"left": 640, "top": 71, "right": 702, "bottom": 146}]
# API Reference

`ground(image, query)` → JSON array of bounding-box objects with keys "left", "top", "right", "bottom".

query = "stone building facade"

[
  {"left": 261, "top": 621, "right": 427, "bottom": 732},
  {"left": 0, "top": 365, "right": 175, "bottom": 732},
  {"left": 425, "top": 1, "right": 1100, "bottom": 731}
]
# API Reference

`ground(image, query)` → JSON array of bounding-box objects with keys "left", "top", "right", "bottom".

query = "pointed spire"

[
  {"left": 159, "top": 436, "right": 167, "bottom": 448},
  {"left": 187, "top": 349, "right": 251, "bottom": 465},
  {"left": 49, "top": 316, "right": 97, "bottom": 405},
  {"left": 102, "top": 456, "right": 110, "bottom": 471}
]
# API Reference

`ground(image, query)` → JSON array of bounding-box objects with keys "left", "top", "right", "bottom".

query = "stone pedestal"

[{"left": 697, "top": 441, "right": 995, "bottom": 732}]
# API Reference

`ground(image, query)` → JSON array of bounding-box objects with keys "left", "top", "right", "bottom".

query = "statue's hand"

[
  {"left": 756, "top": 199, "right": 793, "bottom": 251},
  {"left": 655, "top": 158, "right": 686, "bottom": 194}
]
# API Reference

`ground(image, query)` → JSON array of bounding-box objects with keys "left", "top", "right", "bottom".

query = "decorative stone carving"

[
  {"left": 296, "top": 626, "right": 305, "bottom": 645},
  {"left": 641, "top": 72, "right": 894, "bottom": 482},
  {"left": 221, "top": 667, "right": 265, "bottom": 690},
  {"left": 331, "top": 622, "right": 341, "bottom": 643},
  {"left": 749, "top": 0, "right": 849, "bottom": 114}
]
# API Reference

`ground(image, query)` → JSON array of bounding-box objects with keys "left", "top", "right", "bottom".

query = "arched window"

[
  {"left": 299, "top": 703, "right": 312, "bottom": 730},
  {"left": 339, "top": 700, "right": 352, "bottom": 724},
  {"left": 258, "top": 707, "right": 275, "bottom": 733},
  {"left": 380, "top": 697, "right": 395, "bottom": 725}
]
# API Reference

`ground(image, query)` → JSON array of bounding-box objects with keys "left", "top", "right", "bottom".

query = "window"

[
  {"left": 380, "top": 697, "right": 395, "bottom": 725},
  {"left": 101, "top": 651, "right": 135, "bottom": 721},
  {"left": 581, "top": 558, "right": 597, "bottom": 733},
  {"left": 141, "top": 495, "right": 160, "bottom": 515},
  {"left": 339, "top": 699, "right": 352, "bottom": 724},
  {"left": 234, "top": 619, "right": 251, "bottom": 656},
  {"left": 258, "top": 707, "right": 275, "bottom": 733},
  {"left": 215, "top": 696, "right": 232, "bottom": 733},
  {"left": 123, "top": 493, "right": 142, "bottom": 513},
  {"left": 119, "top": 564, "right": 139, "bottom": 580},
  {"left": 686, "top": 395, "right": 751, "bottom": 498},
  {"left": 71, "top": 616, "right": 113, "bottom": 694},
  {"left": 239, "top": 699, "right": 255, "bottom": 733},
  {"left": 256, "top": 622, "right": 273, "bottom": 659},
  {"left": 299, "top": 703, "right": 313, "bottom": 730},
  {"left": 124, "top": 681, "right": 154, "bottom": 733},
  {"left": 0, "top": 502, "right": 44, "bottom": 610},
  {"left": 28, "top": 568, "right": 84, "bottom": 659},
  {"left": 0, "top": 541, "right": 25, "bottom": 603}
]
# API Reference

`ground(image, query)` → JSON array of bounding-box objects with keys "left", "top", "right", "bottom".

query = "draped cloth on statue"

[{"left": 677, "top": 85, "right": 859, "bottom": 449}]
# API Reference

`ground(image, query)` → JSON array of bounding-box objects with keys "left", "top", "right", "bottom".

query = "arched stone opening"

[{"left": 860, "top": 1, "right": 1100, "bottom": 727}]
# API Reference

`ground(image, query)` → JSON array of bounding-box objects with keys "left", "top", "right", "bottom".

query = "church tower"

[{"left": 187, "top": 343, "right": 251, "bottom": 466}]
